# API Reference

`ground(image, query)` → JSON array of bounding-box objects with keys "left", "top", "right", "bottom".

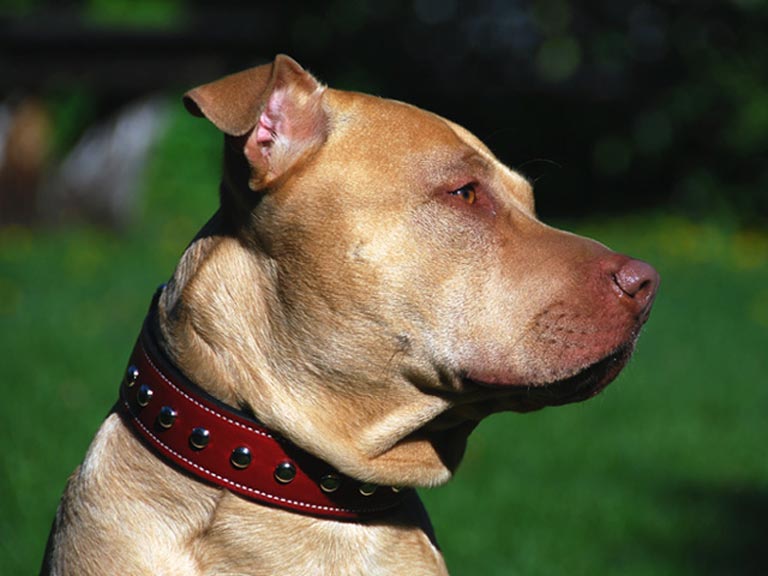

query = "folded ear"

[{"left": 183, "top": 55, "right": 327, "bottom": 190}]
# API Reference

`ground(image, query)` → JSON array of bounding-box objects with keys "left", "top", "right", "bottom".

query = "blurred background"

[{"left": 1, "top": 1, "right": 766, "bottom": 574}]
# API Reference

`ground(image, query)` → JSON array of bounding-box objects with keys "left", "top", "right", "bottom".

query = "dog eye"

[{"left": 449, "top": 184, "right": 476, "bottom": 205}]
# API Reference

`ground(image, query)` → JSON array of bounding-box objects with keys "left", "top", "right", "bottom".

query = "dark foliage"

[{"left": 2, "top": 0, "right": 766, "bottom": 224}]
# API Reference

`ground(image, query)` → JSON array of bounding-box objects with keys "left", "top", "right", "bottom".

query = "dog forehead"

[
  {"left": 318, "top": 90, "right": 492, "bottom": 187},
  {"left": 326, "top": 89, "right": 466, "bottom": 151},
  {"left": 321, "top": 88, "right": 534, "bottom": 211}
]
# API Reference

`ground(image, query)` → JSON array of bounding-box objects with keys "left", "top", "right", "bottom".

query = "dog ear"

[{"left": 183, "top": 55, "right": 327, "bottom": 189}]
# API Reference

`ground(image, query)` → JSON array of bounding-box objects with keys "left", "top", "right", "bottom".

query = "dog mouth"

[
  {"left": 470, "top": 345, "right": 632, "bottom": 412},
  {"left": 395, "top": 345, "right": 635, "bottom": 476},
  {"left": 406, "top": 342, "right": 636, "bottom": 468},
  {"left": 462, "top": 344, "right": 634, "bottom": 413}
]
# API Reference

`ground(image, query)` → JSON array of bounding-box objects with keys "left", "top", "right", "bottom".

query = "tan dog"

[{"left": 42, "top": 55, "right": 658, "bottom": 575}]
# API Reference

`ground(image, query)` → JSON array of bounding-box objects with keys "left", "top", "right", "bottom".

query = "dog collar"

[{"left": 117, "top": 296, "right": 407, "bottom": 520}]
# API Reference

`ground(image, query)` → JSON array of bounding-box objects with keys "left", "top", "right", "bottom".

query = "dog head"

[{"left": 162, "top": 55, "right": 658, "bottom": 487}]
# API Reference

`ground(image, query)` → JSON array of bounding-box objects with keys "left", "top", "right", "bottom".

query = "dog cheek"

[{"left": 421, "top": 265, "right": 529, "bottom": 378}]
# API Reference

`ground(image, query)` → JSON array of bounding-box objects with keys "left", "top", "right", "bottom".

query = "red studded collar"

[{"left": 117, "top": 297, "right": 406, "bottom": 520}]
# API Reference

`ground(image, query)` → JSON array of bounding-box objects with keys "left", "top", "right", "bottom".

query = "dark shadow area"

[
  {"left": 2, "top": 1, "right": 767, "bottom": 228},
  {"left": 670, "top": 483, "right": 768, "bottom": 576}
]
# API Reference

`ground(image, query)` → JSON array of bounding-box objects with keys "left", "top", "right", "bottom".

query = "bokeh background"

[{"left": 1, "top": 1, "right": 766, "bottom": 574}]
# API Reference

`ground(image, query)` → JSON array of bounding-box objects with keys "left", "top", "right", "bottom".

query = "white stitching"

[
  {"left": 122, "top": 398, "right": 395, "bottom": 515},
  {"left": 141, "top": 346, "right": 273, "bottom": 440}
]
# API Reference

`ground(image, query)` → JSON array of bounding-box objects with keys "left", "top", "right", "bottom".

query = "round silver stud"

[
  {"left": 126, "top": 365, "right": 139, "bottom": 387},
  {"left": 391, "top": 486, "right": 402, "bottom": 493},
  {"left": 319, "top": 474, "right": 341, "bottom": 493},
  {"left": 274, "top": 461, "right": 296, "bottom": 484},
  {"left": 136, "top": 384, "right": 153, "bottom": 407},
  {"left": 157, "top": 406, "right": 177, "bottom": 429},
  {"left": 230, "top": 446, "right": 252, "bottom": 469},
  {"left": 359, "top": 483, "right": 378, "bottom": 496},
  {"left": 189, "top": 427, "right": 210, "bottom": 450}
]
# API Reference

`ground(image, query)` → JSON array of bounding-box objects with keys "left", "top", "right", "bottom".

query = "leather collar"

[{"left": 117, "top": 294, "right": 407, "bottom": 520}]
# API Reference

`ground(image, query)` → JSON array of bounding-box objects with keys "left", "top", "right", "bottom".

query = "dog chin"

[
  {"left": 467, "top": 342, "right": 636, "bottom": 413},
  {"left": 381, "top": 341, "right": 637, "bottom": 485},
  {"left": 492, "top": 342, "right": 634, "bottom": 412}
]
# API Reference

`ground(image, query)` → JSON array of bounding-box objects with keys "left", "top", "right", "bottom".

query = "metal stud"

[
  {"left": 391, "top": 486, "right": 402, "bottom": 493},
  {"left": 359, "top": 483, "right": 378, "bottom": 496},
  {"left": 126, "top": 365, "right": 139, "bottom": 387},
  {"left": 136, "top": 384, "right": 153, "bottom": 407},
  {"left": 157, "top": 406, "right": 177, "bottom": 429},
  {"left": 274, "top": 461, "right": 296, "bottom": 484},
  {"left": 189, "top": 427, "right": 210, "bottom": 450},
  {"left": 319, "top": 474, "right": 341, "bottom": 493},
  {"left": 230, "top": 446, "right": 252, "bottom": 469}
]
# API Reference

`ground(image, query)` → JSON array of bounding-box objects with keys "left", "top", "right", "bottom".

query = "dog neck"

[
  {"left": 152, "top": 209, "right": 471, "bottom": 488},
  {"left": 116, "top": 291, "right": 407, "bottom": 520}
]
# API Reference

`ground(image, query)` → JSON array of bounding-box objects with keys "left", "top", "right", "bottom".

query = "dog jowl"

[{"left": 42, "top": 56, "right": 658, "bottom": 576}]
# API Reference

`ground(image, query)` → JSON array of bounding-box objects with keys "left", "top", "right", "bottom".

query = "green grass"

[{"left": 1, "top": 103, "right": 766, "bottom": 575}]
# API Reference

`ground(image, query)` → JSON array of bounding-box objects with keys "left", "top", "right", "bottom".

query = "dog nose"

[{"left": 613, "top": 258, "right": 659, "bottom": 312}]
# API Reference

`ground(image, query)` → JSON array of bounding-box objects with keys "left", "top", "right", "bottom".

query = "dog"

[{"left": 41, "top": 55, "right": 658, "bottom": 575}]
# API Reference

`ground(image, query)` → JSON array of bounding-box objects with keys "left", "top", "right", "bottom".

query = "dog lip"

[{"left": 463, "top": 344, "right": 633, "bottom": 410}]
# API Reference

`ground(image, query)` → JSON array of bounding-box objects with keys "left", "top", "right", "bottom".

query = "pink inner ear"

[
  {"left": 255, "top": 89, "right": 287, "bottom": 147},
  {"left": 255, "top": 117, "right": 274, "bottom": 146},
  {"left": 245, "top": 80, "right": 325, "bottom": 180}
]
